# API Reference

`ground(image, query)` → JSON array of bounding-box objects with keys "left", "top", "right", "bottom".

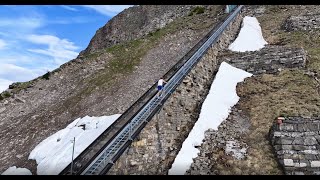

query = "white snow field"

[
  {"left": 168, "top": 62, "right": 252, "bottom": 175},
  {"left": 228, "top": 16, "right": 267, "bottom": 52},
  {"left": 1, "top": 166, "right": 32, "bottom": 175},
  {"left": 28, "top": 114, "right": 121, "bottom": 175}
]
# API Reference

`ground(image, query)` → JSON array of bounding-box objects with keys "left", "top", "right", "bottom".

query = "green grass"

[
  {"left": 85, "top": 51, "right": 104, "bottom": 60},
  {"left": 189, "top": 6, "right": 205, "bottom": 16},
  {"left": 82, "top": 38, "right": 146, "bottom": 96},
  {"left": 106, "top": 39, "right": 145, "bottom": 73},
  {"left": 12, "top": 82, "right": 33, "bottom": 93},
  {"left": 2, "top": 91, "right": 11, "bottom": 98},
  {"left": 229, "top": 6, "right": 320, "bottom": 174},
  {"left": 238, "top": 68, "right": 320, "bottom": 122},
  {"left": 0, "top": 69, "right": 51, "bottom": 101},
  {"left": 0, "top": 81, "right": 35, "bottom": 101},
  {"left": 235, "top": 69, "right": 320, "bottom": 175},
  {"left": 41, "top": 71, "right": 51, "bottom": 80}
]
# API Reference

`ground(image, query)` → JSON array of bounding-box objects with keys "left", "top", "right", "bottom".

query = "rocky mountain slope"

[
  {"left": 2, "top": 5, "right": 318, "bottom": 175},
  {"left": 0, "top": 5, "right": 225, "bottom": 174},
  {"left": 79, "top": 5, "right": 196, "bottom": 56},
  {"left": 187, "top": 5, "right": 320, "bottom": 175}
]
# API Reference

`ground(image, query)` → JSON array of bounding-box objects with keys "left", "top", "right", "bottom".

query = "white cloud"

[
  {"left": 0, "top": 54, "right": 38, "bottom": 64},
  {"left": 0, "top": 63, "right": 41, "bottom": 82},
  {"left": 0, "top": 7, "right": 84, "bottom": 92},
  {"left": 0, "top": 39, "right": 7, "bottom": 49},
  {"left": 61, "top": 5, "right": 78, "bottom": 11},
  {"left": 0, "top": 17, "right": 44, "bottom": 30},
  {"left": 0, "top": 63, "right": 45, "bottom": 94},
  {"left": 26, "top": 34, "right": 80, "bottom": 65},
  {"left": 0, "top": 62, "right": 48, "bottom": 93},
  {"left": 83, "top": 5, "right": 132, "bottom": 17},
  {"left": 0, "top": 54, "right": 56, "bottom": 85},
  {"left": 26, "top": 35, "right": 62, "bottom": 45},
  {"left": 0, "top": 78, "right": 13, "bottom": 93},
  {"left": 49, "top": 16, "right": 94, "bottom": 24}
]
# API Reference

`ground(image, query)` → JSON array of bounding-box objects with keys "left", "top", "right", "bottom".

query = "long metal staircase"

[{"left": 60, "top": 5, "right": 243, "bottom": 175}]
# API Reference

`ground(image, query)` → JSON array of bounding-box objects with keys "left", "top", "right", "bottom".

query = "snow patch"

[
  {"left": 225, "top": 140, "right": 247, "bottom": 160},
  {"left": 1, "top": 166, "right": 32, "bottom": 175},
  {"left": 228, "top": 16, "right": 267, "bottom": 52},
  {"left": 168, "top": 62, "right": 252, "bottom": 175},
  {"left": 28, "top": 114, "right": 121, "bottom": 175}
]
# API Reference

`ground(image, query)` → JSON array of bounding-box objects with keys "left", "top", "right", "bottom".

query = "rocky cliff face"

[
  {"left": 283, "top": 14, "right": 320, "bottom": 32},
  {"left": 219, "top": 46, "right": 306, "bottom": 75},
  {"left": 79, "top": 5, "right": 198, "bottom": 56}
]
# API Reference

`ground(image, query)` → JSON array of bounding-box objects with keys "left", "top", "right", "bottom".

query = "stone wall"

[
  {"left": 283, "top": 14, "right": 320, "bottom": 31},
  {"left": 219, "top": 45, "right": 306, "bottom": 75},
  {"left": 186, "top": 106, "right": 251, "bottom": 175},
  {"left": 107, "top": 12, "right": 244, "bottom": 175},
  {"left": 269, "top": 117, "right": 320, "bottom": 175}
]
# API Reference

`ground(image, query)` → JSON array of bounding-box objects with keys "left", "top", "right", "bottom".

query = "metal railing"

[
  {"left": 80, "top": 5, "right": 243, "bottom": 175},
  {"left": 61, "top": 6, "right": 227, "bottom": 174}
]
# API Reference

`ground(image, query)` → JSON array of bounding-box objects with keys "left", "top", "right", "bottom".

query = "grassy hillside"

[{"left": 234, "top": 5, "right": 320, "bottom": 174}]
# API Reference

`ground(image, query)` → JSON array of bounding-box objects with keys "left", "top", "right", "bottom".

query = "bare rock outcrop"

[
  {"left": 219, "top": 46, "right": 306, "bottom": 75},
  {"left": 79, "top": 5, "right": 202, "bottom": 56}
]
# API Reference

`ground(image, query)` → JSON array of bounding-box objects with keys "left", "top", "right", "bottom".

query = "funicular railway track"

[{"left": 60, "top": 5, "right": 243, "bottom": 175}]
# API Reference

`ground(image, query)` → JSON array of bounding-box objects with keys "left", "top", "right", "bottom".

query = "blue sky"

[{"left": 0, "top": 5, "right": 132, "bottom": 92}]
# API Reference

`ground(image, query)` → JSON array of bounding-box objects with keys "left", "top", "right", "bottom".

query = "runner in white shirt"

[{"left": 157, "top": 77, "right": 167, "bottom": 97}]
